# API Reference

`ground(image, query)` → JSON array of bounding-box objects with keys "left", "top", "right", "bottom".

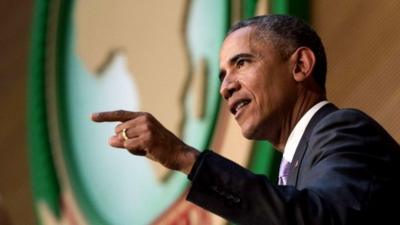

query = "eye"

[
  {"left": 219, "top": 70, "right": 226, "bottom": 83},
  {"left": 236, "top": 59, "right": 247, "bottom": 68}
]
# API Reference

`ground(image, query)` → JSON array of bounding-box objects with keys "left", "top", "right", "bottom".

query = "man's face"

[{"left": 219, "top": 26, "right": 297, "bottom": 140}]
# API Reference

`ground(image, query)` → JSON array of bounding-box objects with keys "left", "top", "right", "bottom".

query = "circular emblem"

[{"left": 29, "top": 0, "right": 280, "bottom": 224}]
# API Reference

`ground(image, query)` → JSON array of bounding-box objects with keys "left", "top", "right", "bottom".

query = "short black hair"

[{"left": 228, "top": 14, "right": 327, "bottom": 90}]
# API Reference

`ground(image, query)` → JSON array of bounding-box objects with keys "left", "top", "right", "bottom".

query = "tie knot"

[{"left": 278, "top": 158, "right": 291, "bottom": 185}]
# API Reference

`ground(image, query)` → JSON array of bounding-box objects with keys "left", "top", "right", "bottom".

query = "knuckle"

[
  {"left": 144, "top": 134, "right": 153, "bottom": 144},
  {"left": 123, "top": 141, "right": 130, "bottom": 149},
  {"left": 146, "top": 129, "right": 155, "bottom": 141},
  {"left": 114, "top": 123, "right": 123, "bottom": 133},
  {"left": 115, "top": 110, "right": 126, "bottom": 117},
  {"left": 142, "top": 112, "right": 153, "bottom": 121},
  {"left": 141, "top": 132, "right": 150, "bottom": 143},
  {"left": 143, "top": 123, "right": 151, "bottom": 131},
  {"left": 124, "top": 140, "right": 136, "bottom": 150},
  {"left": 141, "top": 139, "right": 149, "bottom": 148}
]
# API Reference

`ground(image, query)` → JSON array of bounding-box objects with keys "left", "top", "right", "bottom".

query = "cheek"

[
  {"left": 250, "top": 80, "right": 284, "bottom": 122},
  {"left": 251, "top": 78, "right": 273, "bottom": 109}
]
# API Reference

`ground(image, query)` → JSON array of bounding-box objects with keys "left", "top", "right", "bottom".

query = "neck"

[{"left": 272, "top": 91, "right": 326, "bottom": 151}]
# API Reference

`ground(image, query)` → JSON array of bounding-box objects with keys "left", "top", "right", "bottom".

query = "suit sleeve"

[{"left": 186, "top": 110, "right": 400, "bottom": 225}]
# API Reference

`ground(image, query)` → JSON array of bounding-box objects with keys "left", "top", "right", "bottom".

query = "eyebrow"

[
  {"left": 219, "top": 53, "right": 255, "bottom": 81},
  {"left": 228, "top": 53, "right": 254, "bottom": 65}
]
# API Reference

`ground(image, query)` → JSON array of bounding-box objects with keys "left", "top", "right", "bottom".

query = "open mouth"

[{"left": 231, "top": 99, "right": 250, "bottom": 116}]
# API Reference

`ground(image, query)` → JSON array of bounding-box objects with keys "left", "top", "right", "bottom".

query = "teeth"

[
  {"left": 235, "top": 100, "right": 249, "bottom": 113},
  {"left": 236, "top": 102, "right": 246, "bottom": 111}
]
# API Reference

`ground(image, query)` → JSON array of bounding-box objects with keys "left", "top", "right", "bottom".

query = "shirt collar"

[{"left": 283, "top": 101, "right": 329, "bottom": 163}]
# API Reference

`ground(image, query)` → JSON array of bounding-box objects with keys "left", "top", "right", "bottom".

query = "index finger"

[{"left": 91, "top": 110, "right": 141, "bottom": 122}]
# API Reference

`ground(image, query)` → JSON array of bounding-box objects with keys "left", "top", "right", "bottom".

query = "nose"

[{"left": 220, "top": 77, "right": 240, "bottom": 100}]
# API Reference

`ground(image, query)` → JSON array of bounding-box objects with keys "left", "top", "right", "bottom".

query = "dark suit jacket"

[{"left": 187, "top": 104, "right": 400, "bottom": 225}]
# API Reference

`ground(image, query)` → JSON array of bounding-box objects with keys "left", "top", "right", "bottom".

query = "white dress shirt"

[{"left": 282, "top": 101, "right": 329, "bottom": 163}]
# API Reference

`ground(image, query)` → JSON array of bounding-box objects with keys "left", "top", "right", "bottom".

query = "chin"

[
  {"left": 240, "top": 126, "right": 259, "bottom": 140},
  {"left": 241, "top": 131, "right": 253, "bottom": 140},
  {"left": 240, "top": 123, "right": 267, "bottom": 140}
]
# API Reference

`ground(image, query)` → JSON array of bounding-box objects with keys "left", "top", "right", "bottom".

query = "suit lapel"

[{"left": 286, "top": 103, "right": 338, "bottom": 186}]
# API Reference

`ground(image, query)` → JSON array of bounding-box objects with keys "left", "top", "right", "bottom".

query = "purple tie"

[{"left": 278, "top": 158, "right": 291, "bottom": 185}]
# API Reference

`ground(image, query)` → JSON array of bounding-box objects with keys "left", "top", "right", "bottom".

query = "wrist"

[{"left": 181, "top": 147, "right": 200, "bottom": 175}]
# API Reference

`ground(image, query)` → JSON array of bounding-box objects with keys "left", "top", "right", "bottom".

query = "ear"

[{"left": 290, "top": 47, "right": 316, "bottom": 82}]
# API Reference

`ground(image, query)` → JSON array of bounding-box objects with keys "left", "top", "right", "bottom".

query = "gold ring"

[{"left": 121, "top": 128, "right": 129, "bottom": 141}]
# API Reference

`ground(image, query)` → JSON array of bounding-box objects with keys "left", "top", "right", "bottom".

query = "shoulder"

[
  {"left": 313, "top": 108, "right": 389, "bottom": 137},
  {"left": 308, "top": 107, "right": 399, "bottom": 154},
  {"left": 318, "top": 108, "right": 378, "bottom": 126}
]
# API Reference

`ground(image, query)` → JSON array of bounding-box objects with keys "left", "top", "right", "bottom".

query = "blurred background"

[
  {"left": 0, "top": 0, "right": 399, "bottom": 225},
  {"left": 0, "top": 0, "right": 35, "bottom": 224}
]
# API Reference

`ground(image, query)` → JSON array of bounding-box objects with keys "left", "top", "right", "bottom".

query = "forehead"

[
  {"left": 220, "top": 27, "right": 255, "bottom": 58},
  {"left": 220, "top": 26, "right": 275, "bottom": 63}
]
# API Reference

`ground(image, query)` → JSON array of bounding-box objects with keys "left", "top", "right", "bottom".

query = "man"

[{"left": 92, "top": 15, "right": 400, "bottom": 225}]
